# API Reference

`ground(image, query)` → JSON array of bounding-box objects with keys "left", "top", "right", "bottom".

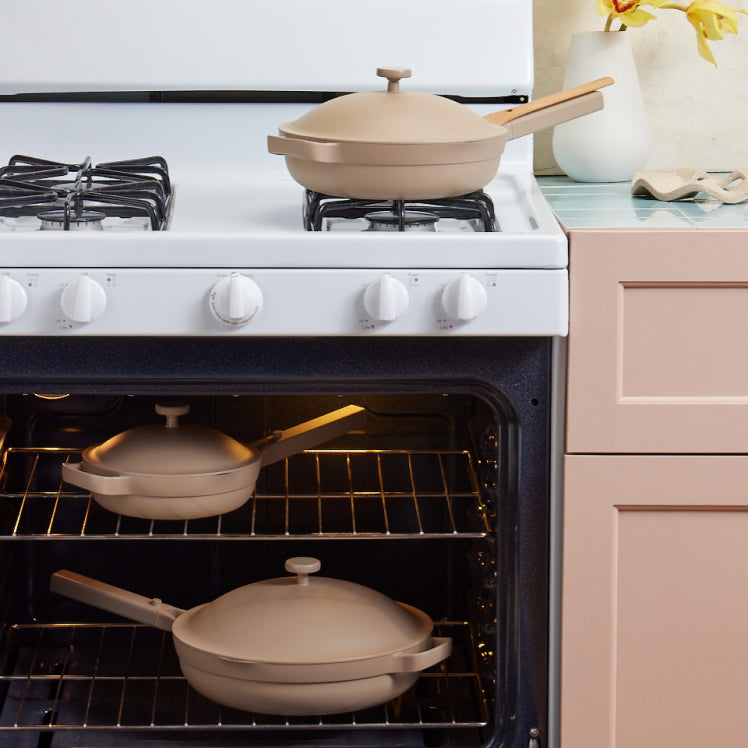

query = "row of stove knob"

[
  {"left": 0, "top": 272, "right": 489, "bottom": 325},
  {"left": 364, "top": 272, "right": 487, "bottom": 323},
  {"left": 0, "top": 275, "right": 107, "bottom": 325}
]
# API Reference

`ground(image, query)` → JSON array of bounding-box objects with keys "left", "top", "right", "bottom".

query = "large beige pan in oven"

[
  {"left": 268, "top": 68, "right": 613, "bottom": 200},
  {"left": 50, "top": 558, "right": 452, "bottom": 716},
  {"left": 61, "top": 403, "right": 366, "bottom": 520}
]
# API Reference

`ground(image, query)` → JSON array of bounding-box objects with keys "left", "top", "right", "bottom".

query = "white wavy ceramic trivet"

[{"left": 631, "top": 169, "right": 748, "bottom": 204}]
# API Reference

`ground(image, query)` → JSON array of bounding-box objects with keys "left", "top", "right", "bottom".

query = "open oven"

[
  {"left": 0, "top": 336, "right": 554, "bottom": 748},
  {"left": 0, "top": 1, "right": 569, "bottom": 747}
]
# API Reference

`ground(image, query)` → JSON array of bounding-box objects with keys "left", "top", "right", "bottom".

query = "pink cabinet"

[
  {"left": 562, "top": 455, "right": 748, "bottom": 748},
  {"left": 562, "top": 229, "right": 748, "bottom": 748},
  {"left": 567, "top": 229, "right": 748, "bottom": 453}
]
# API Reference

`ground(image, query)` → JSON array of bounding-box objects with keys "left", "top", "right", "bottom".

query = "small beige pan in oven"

[{"left": 61, "top": 403, "right": 366, "bottom": 520}]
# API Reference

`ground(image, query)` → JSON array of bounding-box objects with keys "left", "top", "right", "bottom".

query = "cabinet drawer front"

[
  {"left": 562, "top": 455, "right": 748, "bottom": 748},
  {"left": 567, "top": 230, "right": 748, "bottom": 452}
]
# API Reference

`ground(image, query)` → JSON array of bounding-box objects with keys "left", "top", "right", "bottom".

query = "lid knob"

[
  {"left": 155, "top": 402, "right": 190, "bottom": 429},
  {"left": 285, "top": 557, "right": 322, "bottom": 585},
  {"left": 376, "top": 67, "right": 412, "bottom": 93}
]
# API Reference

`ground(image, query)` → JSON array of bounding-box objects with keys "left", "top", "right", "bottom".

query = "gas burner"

[
  {"left": 365, "top": 210, "right": 439, "bottom": 232},
  {"left": 304, "top": 191, "right": 497, "bottom": 232},
  {"left": 0, "top": 155, "right": 172, "bottom": 230},
  {"left": 38, "top": 208, "right": 106, "bottom": 231}
]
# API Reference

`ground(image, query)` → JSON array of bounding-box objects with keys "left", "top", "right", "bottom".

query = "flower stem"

[{"left": 605, "top": 13, "right": 630, "bottom": 32}]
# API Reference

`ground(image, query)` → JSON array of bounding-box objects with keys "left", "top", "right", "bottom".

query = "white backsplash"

[{"left": 533, "top": 0, "right": 748, "bottom": 176}]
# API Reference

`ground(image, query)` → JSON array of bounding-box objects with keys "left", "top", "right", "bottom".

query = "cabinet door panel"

[
  {"left": 567, "top": 230, "right": 748, "bottom": 452},
  {"left": 562, "top": 455, "right": 748, "bottom": 748}
]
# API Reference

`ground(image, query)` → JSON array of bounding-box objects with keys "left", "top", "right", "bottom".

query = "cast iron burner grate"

[
  {"left": 304, "top": 190, "right": 497, "bottom": 232},
  {"left": 0, "top": 155, "right": 172, "bottom": 230}
]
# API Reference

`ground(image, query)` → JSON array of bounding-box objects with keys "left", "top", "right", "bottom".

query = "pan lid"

[
  {"left": 82, "top": 403, "right": 257, "bottom": 477},
  {"left": 279, "top": 67, "right": 502, "bottom": 146},
  {"left": 173, "top": 557, "right": 433, "bottom": 665}
]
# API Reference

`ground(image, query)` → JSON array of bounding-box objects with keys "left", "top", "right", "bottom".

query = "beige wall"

[{"left": 533, "top": 0, "right": 748, "bottom": 174}]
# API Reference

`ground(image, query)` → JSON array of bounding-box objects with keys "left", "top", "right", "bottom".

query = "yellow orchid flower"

[
  {"left": 684, "top": 0, "right": 747, "bottom": 64},
  {"left": 597, "top": 0, "right": 746, "bottom": 65},
  {"left": 598, "top": 0, "right": 666, "bottom": 29}
]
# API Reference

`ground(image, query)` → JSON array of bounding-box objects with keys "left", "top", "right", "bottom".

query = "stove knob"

[
  {"left": 441, "top": 273, "right": 488, "bottom": 322},
  {"left": 363, "top": 274, "right": 409, "bottom": 322},
  {"left": 60, "top": 275, "right": 107, "bottom": 323},
  {"left": 210, "top": 273, "right": 263, "bottom": 326},
  {"left": 0, "top": 275, "right": 28, "bottom": 323}
]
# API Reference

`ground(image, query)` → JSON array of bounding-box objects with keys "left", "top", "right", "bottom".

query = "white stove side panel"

[{"left": 0, "top": 0, "right": 532, "bottom": 96}]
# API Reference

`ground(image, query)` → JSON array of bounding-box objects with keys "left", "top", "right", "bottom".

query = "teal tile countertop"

[{"left": 538, "top": 176, "right": 748, "bottom": 230}]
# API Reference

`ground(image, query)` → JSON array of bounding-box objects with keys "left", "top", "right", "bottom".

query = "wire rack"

[
  {"left": 0, "top": 447, "right": 492, "bottom": 539},
  {"left": 0, "top": 621, "right": 490, "bottom": 734}
]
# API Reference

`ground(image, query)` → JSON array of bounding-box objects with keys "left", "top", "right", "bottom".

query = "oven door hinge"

[{"left": 528, "top": 727, "right": 541, "bottom": 748}]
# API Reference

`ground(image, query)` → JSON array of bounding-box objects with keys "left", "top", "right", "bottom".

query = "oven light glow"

[{"left": 33, "top": 394, "right": 71, "bottom": 400}]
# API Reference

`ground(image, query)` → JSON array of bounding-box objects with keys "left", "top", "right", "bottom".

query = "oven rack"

[
  {"left": 0, "top": 621, "right": 490, "bottom": 735},
  {"left": 0, "top": 447, "right": 492, "bottom": 539}
]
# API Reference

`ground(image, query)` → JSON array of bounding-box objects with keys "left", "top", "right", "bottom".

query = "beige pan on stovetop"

[{"left": 268, "top": 68, "right": 614, "bottom": 199}]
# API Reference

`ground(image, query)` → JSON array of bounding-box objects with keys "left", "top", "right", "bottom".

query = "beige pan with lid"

[
  {"left": 51, "top": 558, "right": 452, "bottom": 716},
  {"left": 61, "top": 403, "right": 366, "bottom": 520},
  {"left": 268, "top": 68, "right": 614, "bottom": 199}
]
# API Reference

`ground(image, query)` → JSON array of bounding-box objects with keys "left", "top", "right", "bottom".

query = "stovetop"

[
  {"left": 0, "top": 104, "right": 567, "bottom": 271},
  {"left": 0, "top": 168, "right": 565, "bottom": 264}
]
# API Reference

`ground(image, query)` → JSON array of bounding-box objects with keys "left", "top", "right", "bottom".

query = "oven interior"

[{"left": 0, "top": 381, "right": 531, "bottom": 748}]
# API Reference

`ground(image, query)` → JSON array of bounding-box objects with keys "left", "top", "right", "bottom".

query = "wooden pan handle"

[
  {"left": 256, "top": 404, "right": 366, "bottom": 468},
  {"left": 484, "top": 77, "right": 615, "bottom": 126}
]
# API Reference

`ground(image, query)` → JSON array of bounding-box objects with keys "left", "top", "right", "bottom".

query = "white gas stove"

[{"left": 0, "top": 0, "right": 567, "bottom": 337}]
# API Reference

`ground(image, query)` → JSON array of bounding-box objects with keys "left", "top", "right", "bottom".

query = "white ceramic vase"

[{"left": 552, "top": 31, "right": 651, "bottom": 182}]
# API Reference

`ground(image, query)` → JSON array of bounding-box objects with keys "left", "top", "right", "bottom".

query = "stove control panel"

[{"left": 0, "top": 268, "right": 567, "bottom": 336}]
